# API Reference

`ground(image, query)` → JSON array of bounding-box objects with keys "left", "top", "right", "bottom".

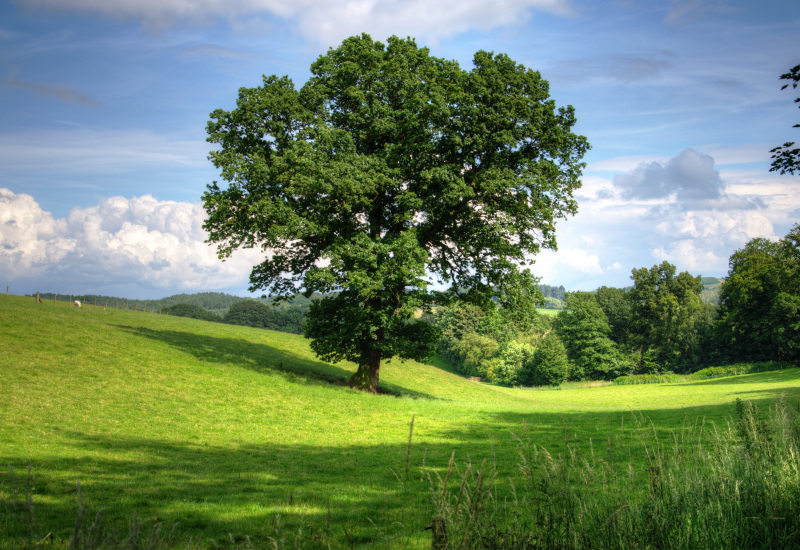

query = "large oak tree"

[{"left": 203, "top": 35, "right": 589, "bottom": 392}]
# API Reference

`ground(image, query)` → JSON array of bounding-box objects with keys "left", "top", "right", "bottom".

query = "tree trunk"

[{"left": 348, "top": 348, "right": 381, "bottom": 393}]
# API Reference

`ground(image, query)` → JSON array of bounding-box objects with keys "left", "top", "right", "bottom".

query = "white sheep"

[{"left": 74, "top": 300, "right": 82, "bottom": 308}]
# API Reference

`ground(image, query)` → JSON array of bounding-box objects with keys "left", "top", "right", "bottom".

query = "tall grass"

[{"left": 430, "top": 398, "right": 800, "bottom": 549}]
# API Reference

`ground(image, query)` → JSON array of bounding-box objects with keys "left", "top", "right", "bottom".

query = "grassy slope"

[{"left": 2, "top": 295, "right": 799, "bottom": 547}]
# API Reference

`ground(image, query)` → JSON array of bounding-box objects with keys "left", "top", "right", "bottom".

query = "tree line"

[{"left": 436, "top": 224, "right": 799, "bottom": 386}]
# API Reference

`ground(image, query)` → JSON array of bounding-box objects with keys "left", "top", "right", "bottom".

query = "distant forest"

[
  {"left": 28, "top": 291, "right": 315, "bottom": 335},
  {"left": 28, "top": 278, "right": 723, "bottom": 335}
]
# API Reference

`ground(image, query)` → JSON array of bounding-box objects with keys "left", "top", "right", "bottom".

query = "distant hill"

[{"left": 700, "top": 276, "right": 724, "bottom": 305}]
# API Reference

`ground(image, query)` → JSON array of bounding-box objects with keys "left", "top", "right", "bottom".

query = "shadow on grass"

[
  {"left": 675, "top": 368, "right": 800, "bottom": 387},
  {"left": 113, "top": 325, "right": 437, "bottom": 400},
  {"left": 7, "top": 390, "right": 800, "bottom": 548}
]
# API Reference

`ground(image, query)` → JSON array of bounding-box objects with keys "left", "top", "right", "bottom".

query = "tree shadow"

[
  {"left": 4, "top": 388, "right": 800, "bottom": 548},
  {"left": 113, "top": 325, "right": 437, "bottom": 400},
  {"left": 674, "top": 368, "right": 800, "bottom": 387}
]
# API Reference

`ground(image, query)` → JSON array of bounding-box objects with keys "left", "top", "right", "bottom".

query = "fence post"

[
  {"left": 431, "top": 517, "right": 447, "bottom": 549},
  {"left": 54, "top": 294, "right": 57, "bottom": 306}
]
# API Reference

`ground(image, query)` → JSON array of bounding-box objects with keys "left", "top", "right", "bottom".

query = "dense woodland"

[{"left": 436, "top": 225, "right": 799, "bottom": 385}]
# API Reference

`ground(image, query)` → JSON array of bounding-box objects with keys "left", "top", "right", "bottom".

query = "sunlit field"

[{"left": 2, "top": 294, "right": 799, "bottom": 548}]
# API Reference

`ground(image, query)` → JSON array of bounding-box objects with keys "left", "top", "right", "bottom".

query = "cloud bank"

[
  {"left": 1, "top": 188, "right": 262, "bottom": 297},
  {"left": 18, "top": 0, "right": 574, "bottom": 45}
]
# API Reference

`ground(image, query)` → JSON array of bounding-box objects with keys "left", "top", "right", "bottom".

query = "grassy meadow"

[{"left": 2, "top": 294, "right": 800, "bottom": 548}]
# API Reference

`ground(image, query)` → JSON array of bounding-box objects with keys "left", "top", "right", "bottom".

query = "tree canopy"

[
  {"left": 203, "top": 34, "right": 589, "bottom": 392},
  {"left": 628, "top": 262, "right": 707, "bottom": 373},
  {"left": 718, "top": 224, "right": 800, "bottom": 361}
]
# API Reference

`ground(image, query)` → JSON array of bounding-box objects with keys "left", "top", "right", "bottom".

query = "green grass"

[
  {"left": 2, "top": 294, "right": 800, "bottom": 548},
  {"left": 535, "top": 307, "right": 561, "bottom": 317}
]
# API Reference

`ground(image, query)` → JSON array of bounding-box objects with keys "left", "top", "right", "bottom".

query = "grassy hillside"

[{"left": 2, "top": 294, "right": 799, "bottom": 548}]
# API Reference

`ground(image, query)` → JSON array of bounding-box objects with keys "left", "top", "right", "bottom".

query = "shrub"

[{"left": 454, "top": 332, "right": 500, "bottom": 378}]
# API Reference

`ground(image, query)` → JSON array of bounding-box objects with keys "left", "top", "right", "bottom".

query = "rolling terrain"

[{"left": 2, "top": 294, "right": 798, "bottom": 548}]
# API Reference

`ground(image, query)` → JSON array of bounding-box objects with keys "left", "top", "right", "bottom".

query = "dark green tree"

[
  {"left": 594, "top": 286, "right": 635, "bottom": 347},
  {"left": 718, "top": 224, "right": 800, "bottom": 361},
  {"left": 203, "top": 34, "right": 589, "bottom": 392},
  {"left": 770, "top": 64, "right": 800, "bottom": 175},
  {"left": 163, "top": 303, "right": 221, "bottom": 322},
  {"left": 553, "top": 292, "right": 627, "bottom": 380},
  {"left": 628, "top": 262, "right": 705, "bottom": 372},
  {"left": 528, "top": 334, "right": 569, "bottom": 386},
  {"left": 223, "top": 300, "right": 276, "bottom": 328}
]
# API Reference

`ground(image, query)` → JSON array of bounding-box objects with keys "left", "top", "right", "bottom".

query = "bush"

[{"left": 455, "top": 332, "right": 500, "bottom": 378}]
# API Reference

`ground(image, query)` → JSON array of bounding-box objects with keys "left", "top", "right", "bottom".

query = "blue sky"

[{"left": 1, "top": 0, "right": 798, "bottom": 298}]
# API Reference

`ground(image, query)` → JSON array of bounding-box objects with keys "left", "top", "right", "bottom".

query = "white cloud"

[
  {"left": 0, "top": 188, "right": 262, "bottom": 297},
  {"left": 18, "top": 0, "right": 574, "bottom": 45},
  {"left": 649, "top": 209, "right": 776, "bottom": 273},
  {"left": 534, "top": 146, "right": 798, "bottom": 289}
]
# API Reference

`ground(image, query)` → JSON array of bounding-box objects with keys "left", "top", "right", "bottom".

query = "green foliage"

[
  {"left": 770, "top": 64, "right": 800, "bottom": 175},
  {"left": 629, "top": 262, "right": 710, "bottom": 372},
  {"left": 202, "top": 34, "right": 589, "bottom": 391},
  {"left": 613, "top": 372, "right": 683, "bottom": 385},
  {"left": 718, "top": 224, "right": 800, "bottom": 362},
  {"left": 435, "top": 300, "right": 551, "bottom": 382},
  {"left": 162, "top": 303, "right": 221, "bottom": 322},
  {"left": 492, "top": 340, "right": 536, "bottom": 386},
  {"left": 554, "top": 292, "right": 629, "bottom": 380},
  {"left": 222, "top": 299, "right": 305, "bottom": 334},
  {"left": 455, "top": 332, "right": 500, "bottom": 378},
  {"left": 528, "top": 334, "right": 569, "bottom": 386},
  {"left": 542, "top": 296, "right": 564, "bottom": 309},
  {"left": 594, "top": 285, "right": 635, "bottom": 348}
]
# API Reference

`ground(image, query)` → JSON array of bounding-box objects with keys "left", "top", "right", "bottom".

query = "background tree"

[
  {"left": 203, "top": 34, "right": 589, "bottom": 392},
  {"left": 628, "top": 262, "right": 705, "bottom": 373},
  {"left": 718, "top": 224, "right": 800, "bottom": 361},
  {"left": 770, "top": 64, "right": 800, "bottom": 175},
  {"left": 163, "top": 303, "right": 221, "bottom": 322},
  {"left": 223, "top": 300, "right": 277, "bottom": 329},
  {"left": 553, "top": 292, "right": 628, "bottom": 380},
  {"left": 594, "top": 286, "right": 635, "bottom": 347},
  {"left": 528, "top": 334, "right": 569, "bottom": 387}
]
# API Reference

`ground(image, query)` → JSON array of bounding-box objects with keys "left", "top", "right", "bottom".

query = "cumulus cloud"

[
  {"left": 611, "top": 148, "right": 764, "bottom": 210},
  {"left": 17, "top": 0, "right": 574, "bottom": 45},
  {"left": 0, "top": 188, "right": 262, "bottom": 297},
  {"left": 649, "top": 210, "right": 776, "bottom": 273}
]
